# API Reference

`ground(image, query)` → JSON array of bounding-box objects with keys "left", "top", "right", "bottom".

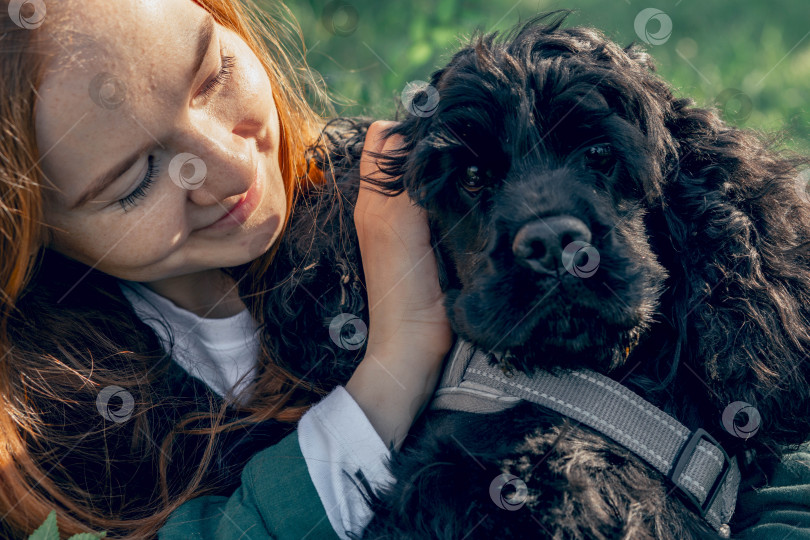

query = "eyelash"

[
  {"left": 117, "top": 54, "right": 237, "bottom": 212},
  {"left": 119, "top": 155, "right": 160, "bottom": 212},
  {"left": 200, "top": 54, "right": 235, "bottom": 100}
]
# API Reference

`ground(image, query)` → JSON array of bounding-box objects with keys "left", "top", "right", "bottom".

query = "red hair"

[{"left": 0, "top": 0, "right": 333, "bottom": 536}]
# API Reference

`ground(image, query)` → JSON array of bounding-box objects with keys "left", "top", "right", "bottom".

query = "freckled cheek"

[
  {"left": 259, "top": 163, "right": 287, "bottom": 221},
  {"left": 87, "top": 212, "right": 187, "bottom": 270}
]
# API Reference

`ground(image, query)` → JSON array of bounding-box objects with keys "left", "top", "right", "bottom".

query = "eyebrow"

[{"left": 70, "top": 14, "right": 216, "bottom": 210}]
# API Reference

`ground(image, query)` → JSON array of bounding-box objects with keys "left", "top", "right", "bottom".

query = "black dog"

[{"left": 241, "top": 12, "right": 810, "bottom": 539}]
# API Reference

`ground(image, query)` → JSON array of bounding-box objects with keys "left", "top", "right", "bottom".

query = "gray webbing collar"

[{"left": 430, "top": 339, "right": 740, "bottom": 533}]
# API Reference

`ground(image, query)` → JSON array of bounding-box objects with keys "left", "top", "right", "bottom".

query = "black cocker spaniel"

[{"left": 242, "top": 11, "right": 810, "bottom": 539}]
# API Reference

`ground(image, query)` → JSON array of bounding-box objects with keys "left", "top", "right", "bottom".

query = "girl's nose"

[{"left": 179, "top": 125, "right": 259, "bottom": 208}]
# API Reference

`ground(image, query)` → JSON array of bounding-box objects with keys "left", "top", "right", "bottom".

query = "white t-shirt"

[{"left": 118, "top": 280, "right": 393, "bottom": 539}]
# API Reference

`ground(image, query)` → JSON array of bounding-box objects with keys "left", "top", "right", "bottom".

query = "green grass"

[{"left": 272, "top": 0, "right": 809, "bottom": 152}]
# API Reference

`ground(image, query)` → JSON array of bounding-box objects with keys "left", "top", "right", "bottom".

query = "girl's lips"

[{"left": 200, "top": 164, "right": 263, "bottom": 231}]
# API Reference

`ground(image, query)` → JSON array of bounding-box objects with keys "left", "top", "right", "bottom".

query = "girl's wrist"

[
  {"left": 345, "top": 346, "right": 448, "bottom": 450},
  {"left": 365, "top": 308, "right": 454, "bottom": 364},
  {"left": 365, "top": 339, "right": 448, "bottom": 367}
]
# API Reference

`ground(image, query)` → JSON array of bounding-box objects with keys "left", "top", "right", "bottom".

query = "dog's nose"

[{"left": 512, "top": 216, "right": 592, "bottom": 275}]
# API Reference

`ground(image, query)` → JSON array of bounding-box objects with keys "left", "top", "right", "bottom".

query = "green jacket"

[
  {"left": 159, "top": 438, "right": 810, "bottom": 539},
  {"left": 734, "top": 444, "right": 810, "bottom": 539},
  {"left": 159, "top": 428, "right": 340, "bottom": 540}
]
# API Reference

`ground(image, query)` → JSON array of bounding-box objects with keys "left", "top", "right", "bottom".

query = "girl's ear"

[{"left": 657, "top": 100, "right": 810, "bottom": 450}]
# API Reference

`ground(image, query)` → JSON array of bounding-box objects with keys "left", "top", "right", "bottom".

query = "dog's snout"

[{"left": 512, "top": 216, "right": 592, "bottom": 275}]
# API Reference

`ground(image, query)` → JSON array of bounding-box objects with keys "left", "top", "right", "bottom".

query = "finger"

[
  {"left": 360, "top": 120, "right": 400, "bottom": 181},
  {"left": 357, "top": 122, "right": 403, "bottom": 222}
]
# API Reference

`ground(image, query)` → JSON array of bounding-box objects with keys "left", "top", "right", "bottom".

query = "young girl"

[{"left": 0, "top": 0, "right": 450, "bottom": 538}]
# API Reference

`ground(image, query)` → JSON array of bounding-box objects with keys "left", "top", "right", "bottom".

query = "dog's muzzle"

[{"left": 430, "top": 339, "right": 740, "bottom": 537}]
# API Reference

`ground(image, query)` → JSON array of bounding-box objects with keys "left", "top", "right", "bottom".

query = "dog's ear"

[
  {"left": 361, "top": 51, "right": 470, "bottom": 203},
  {"left": 652, "top": 99, "right": 810, "bottom": 449}
]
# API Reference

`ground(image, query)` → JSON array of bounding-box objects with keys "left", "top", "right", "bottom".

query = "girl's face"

[{"left": 35, "top": 0, "right": 286, "bottom": 282}]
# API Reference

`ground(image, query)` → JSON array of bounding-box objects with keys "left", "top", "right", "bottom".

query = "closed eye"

[
  {"left": 200, "top": 54, "right": 235, "bottom": 100},
  {"left": 119, "top": 156, "right": 160, "bottom": 212}
]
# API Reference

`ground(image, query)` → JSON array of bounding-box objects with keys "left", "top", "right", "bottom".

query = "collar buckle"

[{"left": 668, "top": 428, "right": 736, "bottom": 517}]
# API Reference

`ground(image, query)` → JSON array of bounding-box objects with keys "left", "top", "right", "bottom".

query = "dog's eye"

[
  {"left": 584, "top": 144, "right": 616, "bottom": 174},
  {"left": 461, "top": 165, "right": 489, "bottom": 194}
]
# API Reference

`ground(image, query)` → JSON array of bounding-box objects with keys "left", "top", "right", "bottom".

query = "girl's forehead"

[
  {"left": 34, "top": 0, "right": 211, "bottom": 201},
  {"left": 42, "top": 0, "right": 206, "bottom": 74}
]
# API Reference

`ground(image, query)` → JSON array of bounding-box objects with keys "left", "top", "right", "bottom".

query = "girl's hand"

[
  {"left": 345, "top": 121, "right": 453, "bottom": 450},
  {"left": 354, "top": 122, "right": 451, "bottom": 359}
]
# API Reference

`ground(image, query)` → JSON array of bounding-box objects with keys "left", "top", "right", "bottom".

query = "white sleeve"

[{"left": 297, "top": 385, "right": 395, "bottom": 540}]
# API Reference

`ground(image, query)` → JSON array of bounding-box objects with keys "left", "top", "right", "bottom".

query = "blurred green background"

[{"left": 271, "top": 0, "right": 809, "bottom": 152}]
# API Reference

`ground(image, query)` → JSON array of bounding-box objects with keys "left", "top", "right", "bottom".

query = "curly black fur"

[
  {"left": 254, "top": 11, "right": 810, "bottom": 539},
  {"left": 252, "top": 118, "right": 370, "bottom": 388}
]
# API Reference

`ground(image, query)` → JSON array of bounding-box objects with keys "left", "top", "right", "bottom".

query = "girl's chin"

[{"left": 245, "top": 213, "right": 283, "bottom": 260}]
